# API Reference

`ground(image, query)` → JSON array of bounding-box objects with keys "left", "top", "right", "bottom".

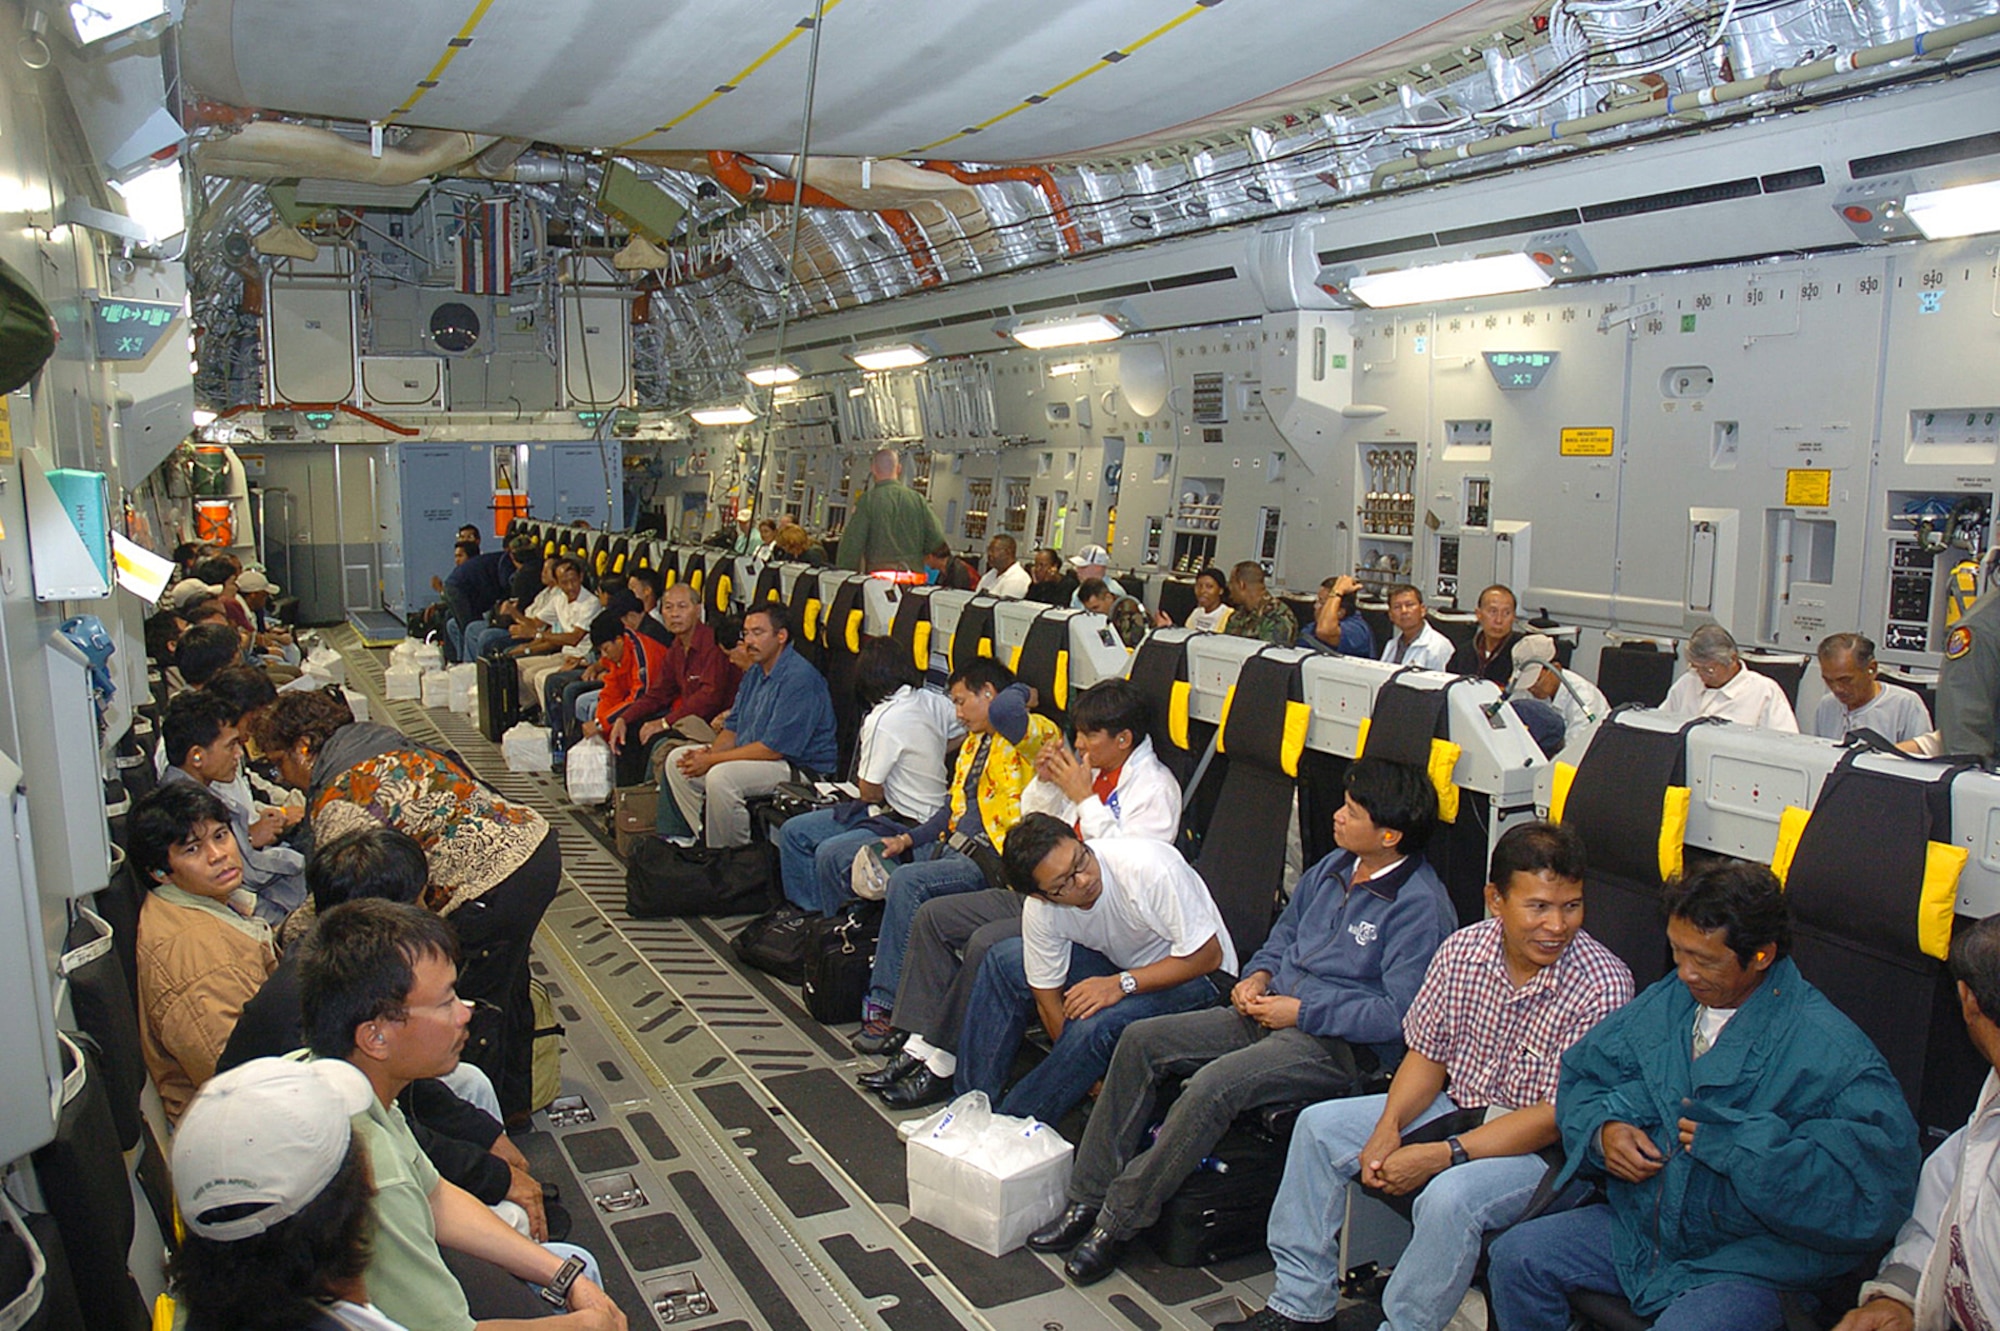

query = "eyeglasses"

[{"left": 1044, "top": 844, "right": 1092, "bottom": 900}]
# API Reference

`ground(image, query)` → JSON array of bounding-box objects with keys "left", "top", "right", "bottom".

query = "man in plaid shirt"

[{"left": 1221, "top": 821, "right": 1634, "bottom": 1331}]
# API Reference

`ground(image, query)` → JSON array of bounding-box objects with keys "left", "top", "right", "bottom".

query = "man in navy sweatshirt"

[{"left": 1031, "top": 757, "right": 1456, "bottom": 1286}]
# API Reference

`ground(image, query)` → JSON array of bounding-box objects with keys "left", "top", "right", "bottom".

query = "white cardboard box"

[{"left": 906, "top": 1114, "right": 1071, "bottom": 1257}]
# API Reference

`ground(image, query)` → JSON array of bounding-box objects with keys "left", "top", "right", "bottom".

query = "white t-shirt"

[
  {"left": 1811, "top": 680, "right": 1933, "bottom": 743},
  {"left": 856, "top": 686, "right": 964, "bottom": 820},
  {"left": 1381, "top": 622, "right": 1454, "bottom": 671},
  {"left": 1186, "top": 604, "right": 1232, "bottom": 633},
  {"left": 1021, "top": 836, "right": 1236, "bottom": 989},
  {"left": 1035, "top": 736, "right": 1183, "bottom": 844},
  {"left": 1661, "top": 666, "right": 1799, "bottom": 732},
  {"left": 1542, "top": 667, "right": 1610, "bottom": 738},
  {"left": 323, "top": 1303, "right": 414, "bottom": 1331},
  {"left": 977, "top": 563, "right": 1032, "bottom": 599}
]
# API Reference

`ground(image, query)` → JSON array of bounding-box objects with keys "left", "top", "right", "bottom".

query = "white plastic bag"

[
  {"left": 390, "top": 639, "right": 421, "bottom": 665},
  {"left": 302, "top": 646, "right": 346, "bottom": 685},
  {"left": 565, "top": 737, "right": 613, "bottom": 804},
  {"left": 384, "top": 661, "right": 422, "bottom": 700},
  {"left": 341, "top": 688, "right": 370, "bottom": 724},
  {"left": 411, "top": 639, "right": 444, "bottom": 672},
  {"left": 421, "top": 669, "right": 452, "bottom": 708},
  {"left": 502, "top": 722, "right": 552, "bottom": 773},
  {"left": 903, "top": 1092, "right": 1072, "bottom": 1256},
  {"left": 447, "top": 663, "right": 477, "bottom": 713}
]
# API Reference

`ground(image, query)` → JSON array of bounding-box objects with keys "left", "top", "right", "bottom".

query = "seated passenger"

[
  {"left": 168, "top": 1057, "right": 423, "bottom": 1331},
  {"left": 1833, "top": 913, "right": 2000, "bottom": 1331},
  {"left": 861, "top": 678, "right": 1181, "bottom": 1107},
  {"left": 1380, "top": 582, "right": 1453, "bottom": 670},
  {"left": 852, "top": 660, "right": 1059, "bottom": 1052},
  {"left": 259, "top": 687, "right": 558, "bottom": 1121},
  {"left": 130, "top": 782, "right": 278, "bottom": 1123},
  {"left": 1155, "top": 564, "right": 1234, "bottom": 633},
  {"left": 161, "top": 689, "right": 306, "bottom": 925},
  {"left": 1217, "top": 821, "right": 1632, "bottom": 1330},
  {"left": 1299, "top": 574, "right": 1376, "bottom": 658},
  {"left": 174, "top": 620, "right": 249, "bottom": 694},
  {"left": 1488, "top": 860, "right": 1918, "bottom": 1331},
  {"left": 1508, "top": 633, "right": 1608, "bottom": 746},
  {"left": 953, "top": 813, "right": 1236, "bottom": 1129},
  {"left": 664, "top": 601, "right": 837, "bottom": 848},
  {"left": 774, "top": 522, "right": 827, "bottom": 566},
  {"left": 510, "top": 556, "right": 597, "bottom": 702},
  {"left": 777, "top": 639, "right": 962, "bottom": 916},
  {"left": 298, "top": 900, "right": 624, "bottom": 1330},
  {"left": 1446, "top": 583, "right": 1523, "bottom": 686},
  {"left": 1080, "top": 577, "right": 1149, "bottom": 647},
  {"left": 1222, "top": 560, "right": 1297, "bottom": 646},
  {"left": 1026, "top": 546, "right": 1071, "bottom": 606},
  {"left": 220, "top": 826, "right": 556, "bottom": 1243},
  {"left": 1067, "top": 544, "right": 1125, "bottom": 608},
  {"left": 1041, "top": 758, "right": 1457, "bottom": 1288},
  {"left": 975, "top": 533, "right": 1032, "bottom": 598},
  {"left": 924, "top": 540, "right": 978, "bottom": 590},
  {"left": 1813, "top": 631, "right": 1932, "bottom": 743},
  {"left": 1659, "top": 623, "right": 1800, "bottom": 731}
]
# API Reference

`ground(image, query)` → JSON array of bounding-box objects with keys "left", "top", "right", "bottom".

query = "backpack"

[
  {"left": 801, "top": 901, "right": 884, "bottom": 1024},
  {"left": 729, "top": 905, "right": 814, "bottom": 985}
]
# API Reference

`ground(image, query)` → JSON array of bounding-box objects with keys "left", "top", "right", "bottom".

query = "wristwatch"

[
  {"left": 539, "top": 1253, "right": 588, "bottom": 1308},
  {"left": 1447, "top": 1136, "right": 1471, "bottom": 1169},
  {"left": 1118, "top": 971, "right": 1138, "bottom": 995}
]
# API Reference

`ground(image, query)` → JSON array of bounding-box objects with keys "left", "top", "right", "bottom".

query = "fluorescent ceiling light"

[
  {"left": 689, "top": 405, "right": 758, "bottom": 426},
  {"left": 67, "top": 0, "right": 167, "bottom": 44},
  {"left": 1009, "top": 312, "right": 1126, "bottom": 350},
  {"left": 110, "top": 158, "right": 185, "bottom": 245},
  {"left": 744, "top": 363, "right": 800, "bottom": 387},
  {"left": 1903, "top": 179, "right": 2000, "bottom": 240},
  {"left": 848, "top": 342, "right": 931, "bottom": 371},
  {"left": 1344, "top": 253, "right": 1552, "bottom": 308}
]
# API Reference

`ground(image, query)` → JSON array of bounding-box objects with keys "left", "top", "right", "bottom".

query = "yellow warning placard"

[
  {"left": 0, "top": 398, "right": 12, "bottom": 462},
  {"left": 1559, "top": 427, "right": 1615, "bottom": 456},
  {"left": 1784, "top": 468, "right": 1832, "bottom": 507}
]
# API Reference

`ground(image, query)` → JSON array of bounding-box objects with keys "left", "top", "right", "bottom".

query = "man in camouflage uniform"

[
  {"left": 1935, "top": 582, "right": 2000, "bottom": 757},
  {"left": 1223, "top": 560, "right": 1297, "bottom": 647}
]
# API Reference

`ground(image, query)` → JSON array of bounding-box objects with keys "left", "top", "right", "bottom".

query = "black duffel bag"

[
  {"left": 626, "top": 839, "right": 775, "bottom": 918},
  {"left": 729, "top": 904, "right": 814, "bottom": 985},
  {"left": 802, "top": 900, "right": 883, "bottom": 1024}
]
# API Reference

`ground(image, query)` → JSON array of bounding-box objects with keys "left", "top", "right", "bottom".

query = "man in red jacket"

[
  {"left": 581, "top": 603, "right": 674, "bottom": 787},
  {"left": 633, "top": 585, "right": 742, "bottom": 809}
]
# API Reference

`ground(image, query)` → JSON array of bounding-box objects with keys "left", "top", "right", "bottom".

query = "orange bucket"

[
  {"left": 493, "top": 492, "right": 529, "bottom": 538},
  {"left": 193, "top": 498, "right": 235, "bottom": 546}
]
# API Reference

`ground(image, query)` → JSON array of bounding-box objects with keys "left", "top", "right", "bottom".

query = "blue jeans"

[
  {"left": 867, "top": 845, "right": 988, "bottom": 1011},
  {"left": 954, "top": 937, "right": 1221, "bottom": 1126},
  {"left": 463, "top": 620, "right": 511, "bottom": 660},
  {"left": 1486, "top": 1204, "right": 1786, "bottom": 1331},
  {"left": 1264, "top": 1092, "right": 1551, "bottom": 1328},
  {"left": 777, "top": 808, "right": 888, "bottom": 916},
  {"left": 444, "top": 616, "right": 466, "bottom": 662}
]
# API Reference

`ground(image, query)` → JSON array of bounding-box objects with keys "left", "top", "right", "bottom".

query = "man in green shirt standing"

[
  {"left": 299, "top": 898, "right": 626, "bottom": 1331},
  {"left": 839, "top": 447, "right": 943, "bottom": 573},
  {"left": 1223, "top": 560, "right": 1298, "bottom": 647}
]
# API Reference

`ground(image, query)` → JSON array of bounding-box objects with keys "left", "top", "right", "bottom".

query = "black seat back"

[
  {"left": 1196, "top": 653, "right": 1308, "bottom": 960},
  {"left": 1126, "top": 632, "right": 1196, "bottom": 787},
  {"left": 1362, "top": 677, "right": 1488, "bottom": 926},
  {"left": 57, "top": 908, "right": 142, "bottom": 1152},
  {"left": 1596, "top": 642, "right": 1677, "bottom": 708},
  {"left": 949, "top": 597, "right": 997, "bottom": 673},
  {"left": 1014, "top": 614, "right": 1072, "bottom": 729},
  {"left": 31, "top": 1034, "right": 147, "bottom": 1331},
  {"left": 889, "top": 586, "right": 933, "bottom": 676}
]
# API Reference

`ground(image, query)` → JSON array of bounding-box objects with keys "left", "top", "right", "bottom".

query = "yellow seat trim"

[
  {"left": 803, "top": 597, "right": 822, "bottom": 641},
  {"left": 846, "top": 609, "right": 863, "bottom": 654},
  {"left": 978, "top": 636, "right": 992, "bottom": 660},
  {"left": 767, "top": 587, "right": 781, "bottom": 602},
  {"left": 911, "top": 621, "right": 933, "bottom": 672},
  {"left": 1217, "top": 684, "right": 1236, "bottom": 753},
  {"left": 690, "top": 568, "right": 704, "bottom": 593},
  {"left": 714, "top": 573, "right": 731, "bottom": 612},
  {"left": 1054, "top": 651, "right": 1070, "bottom": 711},
  {"left": 1354, "top": 715, "right": 1371, "bottom": 759},
  {"left": 663, "top": 568, "right": 677, "bottom": 588},
  {"left": 1429, "top": 737, "right": 1463, "bottom": 824},
  {"left": 1009, "top": 644, "right": 1024, "bottom": 673},
  {"left": 1770, "top": 805, "right": 1812, "bottom": 886},
  {"left": 1549, "top": 760, "right": 1578, "bottom": 825},
  {"left": 1919, "top": 841, "right": 1970, "bottom": 960},
  {"left": 1168, "top": 680, "right": 1191, "bottom": 751},
  {"left": 1281, "top": 699, "right": 1310, "bottom": 778},
  {"left": 1659, "top": 785, "right": 1692, "bottom": 883}
]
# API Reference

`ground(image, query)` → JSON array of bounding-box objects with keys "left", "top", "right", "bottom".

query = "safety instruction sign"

[
  {"left": 1784, "top": 469, "right": 1832, "bottom": 507},
  {"left": 1559, "top": 427, "right": 1615, "bottom": 456}
]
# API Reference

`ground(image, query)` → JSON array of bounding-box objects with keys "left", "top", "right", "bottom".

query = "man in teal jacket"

[{"left": 1488, "top": 860, "right": 1919, "bottom": 1331}]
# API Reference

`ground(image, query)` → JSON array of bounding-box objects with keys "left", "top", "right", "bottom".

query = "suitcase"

[
  {"left": 801, "top": 900, "right": 883, "bottom": 1024},
  {"left": 730, "top": 904, "right": 815, "bottom": 985},
  {"left": 1140, "top": 1119, "right": 1291, "bottom": 1267},
  {"left": 476, "top": 653, "right": 520, "bottom": 742}
]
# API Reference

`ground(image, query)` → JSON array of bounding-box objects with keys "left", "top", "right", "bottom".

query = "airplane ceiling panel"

[{"left": 181, "top": 0, "right": 1523, "bottom": 161}]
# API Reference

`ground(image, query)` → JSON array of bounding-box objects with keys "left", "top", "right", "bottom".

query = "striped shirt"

[{"left": 1402, "top": 918, "right": 1633, "bottom": 1112}]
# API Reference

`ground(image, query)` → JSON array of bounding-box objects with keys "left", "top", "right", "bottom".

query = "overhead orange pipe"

[
  {"left": 706, "top": 150, "right": 942, "bottom": 288},
  {"left": 216, "top": 401, "right": 421, "bottom": 437},
  {"left": 919, "top": 160, "right": 1083, "bottom": 256}
]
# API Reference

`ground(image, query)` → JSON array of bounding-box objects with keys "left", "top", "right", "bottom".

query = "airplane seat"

[
  {"left": 0, "top": 1201, "right": 90, "bottom": 1328},
  {"left": 58, "top": 906, "right": 144, "bottom": 1153},
  {"left": 1155, "top": 577, "right": 1197, "bottom": 626},
  {"left": 96, "top": 845, "right": 142, "bottom": 1003},
  {"left": 1124, "top": 632, "right": 1196, "bottom": 788},
  {"left": 681, "top": 551, "right": 707, "bottom": 599},
  {"left": 947, "top": 597, "right": 997, "bottom": 675},
  {"left": 752, "top": 561, "right": 784, "bottom": 606},
  {"left": 609, "top": 536, "right": 630, "bottom": 575},
  {"left": 1013, "top": 614, "right": 1072, "bottom": 730},
  {"left": 590, "top": 533, "right": 611, "bottom": 581},
  {"left": 888, "top": 585, "right": 932, "bottom": 676},
  {"left": 1777, "top": 750, "right": 1986, "bottom": 1143},
  {"left": 1741, "top": 649, "right": 1810, "bottom": 708},
  {"left": 1553, "top": 713, "right": 1707, "bottom": 988},
  {"left": 1354, "top": 675, "right": 1489, "bottom": 927},
  {"left": 1594, "top": 641, "right": 1679, "bottom": 709},
  {"left": 708, "top": 557, "right": 734, "bottom": 620},
  {"left": 786, "top": 567, "right": 826, "bottom": 672},
  {"left": 821, "top": 578, "right": 869, "bottom": 774},
  {"left": 1195, "top": 651, "right": 1309, "bottom": 961},
  {"left": 33, "top": 1032, "right": 150, "bottom": 1331},
  {"left": 655, "top": 543, "right": 680, "bottom": 585}
]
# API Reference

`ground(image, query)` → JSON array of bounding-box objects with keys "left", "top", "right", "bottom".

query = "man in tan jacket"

[{"left": 130, "top": 781, "right": 277, "bottom": 1122}]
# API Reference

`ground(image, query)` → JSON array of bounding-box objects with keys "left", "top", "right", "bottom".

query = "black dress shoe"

[
  {"left": 1214, "top": 1309, "right": 1337, "bottom": 1331},
  {"left": 1026, "top": 1203, "right": 1100, "bottom": 1253},
  {"left": 878, "top": 1066, "right": 952, "bottom": 1110},
  {"left": 857, "top": 1051, "right": 923, "bottom": 1090},
  {"left": 1062, "top": 1227, "right": 1125, "bottom": 1285},
  {"left": 851, "top": 1020, "right": 908, "bottom": 1057}
]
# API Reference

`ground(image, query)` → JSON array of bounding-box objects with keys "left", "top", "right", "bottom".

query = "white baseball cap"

[
  {"left": 1068, "top": 544, "right": 1110, "bottom": 569},
  {"left": 167, "top": 578, "right": 224, "bottom": 611},
  {"left": 172, "top": 1058, "right": 375, "bottom": 1241},
  {"left": 1509, "top": 633, "right": 1559, "bottom": 692},
  {"left": 237, "top": 568, "right": 279, "bottom": 595}
]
